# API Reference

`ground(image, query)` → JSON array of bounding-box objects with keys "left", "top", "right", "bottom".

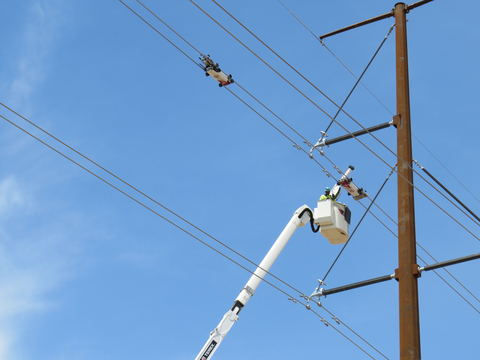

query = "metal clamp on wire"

[
  {"left": 307, "top": 279, "right": 327, "bottom": 308},
  {"left": 309, "top": 131, "right": 328, "bottom": 157}
]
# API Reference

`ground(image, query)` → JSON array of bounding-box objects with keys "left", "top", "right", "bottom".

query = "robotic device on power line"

[
  {"left": 331, "top": 165, "right": 367, "bottom": 201},
  {"left": 194, "top": 168, "right": 368, "bottom": 360},
  {"left": 200, "top": 54, "right": 234, "bottom": 87}
]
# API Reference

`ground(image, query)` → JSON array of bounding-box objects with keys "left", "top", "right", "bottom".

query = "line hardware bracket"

[
  {"left": 307, "top": 279, "right": 327, "bottom": 308},
  {"left": 305, "top": 252, "right": 480, "bottom": 303},
  {"left": 394, "top": 264, "right": 421, "bottom": 281},
  {"left": 309, "top": 121, "right": 394, "bottom": 157}
]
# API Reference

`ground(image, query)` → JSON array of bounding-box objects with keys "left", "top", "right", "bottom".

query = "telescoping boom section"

[
  {"left": 194, "top": 205, "right": 312, "bottom": 360},
  {"left": 194, "top": 165, "right": 367, "bottom": 359}
]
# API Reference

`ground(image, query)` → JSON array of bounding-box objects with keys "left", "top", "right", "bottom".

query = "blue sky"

[{"left": 1, "top": 1, "right": 479, "bottom": 359}]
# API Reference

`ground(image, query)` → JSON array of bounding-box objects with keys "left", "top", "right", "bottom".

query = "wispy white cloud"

[
  {"left": 0, "top": 332, "right": 13, "bottom": 360},
  {"left": 0, "top": 173, "right": 84, "bottom": 360},
  {"left": 0, "top": 176, "right": 31, "bottom": 215},
  {"left": 8, "top": 1, "right": 64, "bottom": 110}
]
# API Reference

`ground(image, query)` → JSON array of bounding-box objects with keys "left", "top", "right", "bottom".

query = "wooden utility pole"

[
  {"left": 394, "top": 3, "right": 421, "bottom": 359},
  {"left": 394, "top": 3, "right": 421, "bottom": 360},
  {"left": 319, "top": 2, "right": 434, "bottom": 359}
]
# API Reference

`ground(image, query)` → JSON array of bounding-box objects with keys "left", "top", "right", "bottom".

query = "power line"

[
  {"left": 119, "top": 0, "right": 391, "bottom": 312},
  {"left": 199, "top": 0, "right": 480, "bottom": 235},
  {"left": 225, "top": 84, "right": 338, "bottom": 179},
  {"left": 194, "top": 3, "right": 480, "bottom": 309},
  {"left": 426, "top": 267, "right": 480, "bottom": 314},
  {"left": 0, "top": 100, "right": 272, "bottom": 278},
  {"left": 118, "top": 0, "right": 202, "bottom": 69},
  {"left": 277, "top": 0, "right": 395, "bottom": 117},
  {"left": 131, "top": 0, "right": 479, "bottom": 244},
  {"left": 126, "top": 0, "right": 348, "bottom": 187},
  {"left": 413, "top": 159, "right": 480, "bottom": 225},
  {"left": 0, "top": 111, "right": 385, "bottom": 359},
  {"left": 203, "top": 0, "right": 480, "bottom": 229},
  {"left": 279, "top": 0, "right": 480, "bottom": 211},
  {"left": 136, "top": 0, "right": 203, "bottom": 56},
  {"left": 416, "top": 243, "right": 480, "bottom": 306},
  {"left": 322, "top": 24, "right": 394, "bottom": 133},
  {"left": 5, "top": 3, "right": 391, "bottom": 353},
  {"left": 120, "top": 0, "right": 335, "bottom": 185},
  {"left": 322, "top": 165, "right": 396, "bottom": 281},
  {"left": 226, "top": 85, "right": 480, "bottom": 312},
  {"left": 228, "top": 83, "right": 399, "bottom": 242},
  {"left": 228, "top": 6, "right": 480, "bottom": 309},
  {"left": 4, "top": 0, "right": 472, "bottom": 354},
  {"left": 412, "top": 134, "right": 480, "bottom": 205},
  {"left": 172, "top": 0, "right": 480, "bottom": 307},
  {"left": 0, "top": 101, "right": 339, "bottom": 326},
  {"left": 277, "top": 0, "right": 319, "bottom": 41},
  {"left": 118, "top": 0, "right": 479, "bottom": 321},
  {"left": 318, "top": 163, "right": 480, "bottom": 311}
]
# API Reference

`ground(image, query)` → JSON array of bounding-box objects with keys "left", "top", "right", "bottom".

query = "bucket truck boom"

[{"left": 194, "top": 205, "right": 312, "bottom": 360}]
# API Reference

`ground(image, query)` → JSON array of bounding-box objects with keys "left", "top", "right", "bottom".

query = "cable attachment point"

[
  {"left": 292, "top": 144, "right": 302, "bottom": 151},
  {"left": 321, "top": 319, "right": 329, "bottom": 327},
  {"left": 309, "top": 131, "right": 328, "bottom": 158},
  {"left": 303, "top": 140, "right": 313, "bottom": 148},
  {"left": 332, "top": 316, "right": 341, "bottom": 325},
  {"left": 388, "top": 164, "right": 397, "bottom": 177},
  {"left": 386, "top": 24, "right": 395, "bottom": 38},
  {"left": 305, "top": 294, "right": 322, "bottom": 309},
  {"left": 333, "top": 165, "right": 343, "bottom": 175},
  {"left": 307, "top": 279, "right": 326, "bottom": 307},
  {"left": 287, "top": 296, "right": 298, "bottom": 304},
  {"left": 412, "top": 159, "right": 424, "bottom": 170}
]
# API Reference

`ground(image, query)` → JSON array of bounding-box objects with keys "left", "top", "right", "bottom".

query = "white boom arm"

[{"left": 194, "top": 205, "right": 312, "bottom": 360}]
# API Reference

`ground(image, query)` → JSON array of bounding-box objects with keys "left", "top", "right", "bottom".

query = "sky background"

[{"left": 1, "top": 0, "right": 479, "bottom": 359}]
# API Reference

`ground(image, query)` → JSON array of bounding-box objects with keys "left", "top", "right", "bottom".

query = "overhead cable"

[
  {"left": 426, "top": 267, "right": 480, "bottom": 314},
  {"left": 225, "top": 84, "right": 338, "bottom": 180},
  {"left": 226, "top": 86, "right": 480, "bottom": 311},
  {"left": 121, "top": 0, "right": 336, "bottom": 183},
  {"left": 0, "top": 101, "right": 276, "bottom": 279},
  {"left": 118, "top": 0, "right": 203, "bottom": 69},
  {"left": 134, "top": 0, "right": 478, "bottom": 240},
  {"left": 277, "top": 0, "right": 319, "bottom": 41},
  {"left": 0, "top": 101, "right": 339, "bottom": 324},
  {"left": 412, "top": 134, "right": 480, "bottom": 205},
  {"left": 199, "top": 0, "right": 480, "bottom": 234},
  {"left": 117, "top": 0, "right": 479, "bottom": 315},
  {"left": 288, "top": 0, "right": 479, "bottom": 208},
  {"left": 136, "top": 0, "right": 203, "bottom": 56},
  {"left": 413, "top": 159, "right": 480, "bottom": 225},
  {"left": 273, "top": 1, "right": 480, "bottom": 305},
  {"left": 227, "top": 83, "right": 401, "bottom": 238},
  {"left": 322, "top": 165, "right": 396, "bottom": 281},
  {"left": 416, "top": 242, "right": 480, "bottom": 305},
  {"left": 321, "top": 24, "right": 394, "bottom": 134},
  {"left": 0, "top": 111, "right": 385, "bottom": 359}
]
